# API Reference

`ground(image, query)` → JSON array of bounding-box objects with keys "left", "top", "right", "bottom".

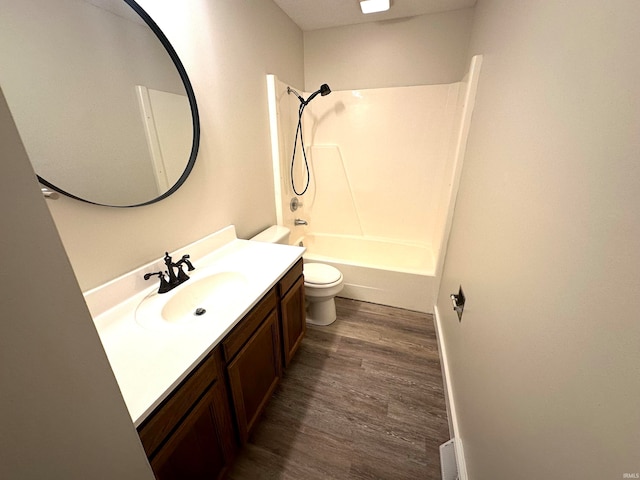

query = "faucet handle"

[
  {"left": 143, "top": 271, "right": 171, "bottom": 294},
  {"left": 143, "top": 271, "right": 163, "bottom": 281},
  {"left": 290, "top": 197, "right": 303, "bottom": 211}
]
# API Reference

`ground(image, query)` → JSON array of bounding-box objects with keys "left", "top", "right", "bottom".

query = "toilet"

[{"left": 250, "top": 226, "right": 344, "bottom": 326}]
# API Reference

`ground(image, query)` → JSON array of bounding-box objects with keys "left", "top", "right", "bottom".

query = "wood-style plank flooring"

[{"left": 228, "top": 297, "right": 450, "bottom": 479}]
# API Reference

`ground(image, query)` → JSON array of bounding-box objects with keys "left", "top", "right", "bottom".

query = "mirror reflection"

[{"left": 0, "top": 0, "right": 198, "bottom": 207}]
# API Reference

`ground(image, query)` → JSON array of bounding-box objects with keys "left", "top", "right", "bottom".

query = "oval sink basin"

[{"left": 136, "top": 272, "right": 249, "bottom": 329}]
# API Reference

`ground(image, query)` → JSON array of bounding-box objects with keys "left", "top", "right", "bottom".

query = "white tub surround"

[
  {"left": 267, "top": 57, "right": 482, "bottom": 313},
  {"left": 84, "top": 225, "right": 304, "bottom": 426}
]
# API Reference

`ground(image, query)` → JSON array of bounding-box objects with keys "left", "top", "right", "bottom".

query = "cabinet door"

[
  {"left": 150, "top": 379, "right": 234, "bottom": 480},
  {"left": 227, "top": 309, "right": 282, "bottom": 443},
  {"left": 280, "top": 275, "right": 306, "bottom": 367}
]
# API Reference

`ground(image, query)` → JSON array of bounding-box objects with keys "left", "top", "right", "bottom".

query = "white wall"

[
  {"left": 437, "top": 1, "right": 640, "bottom": 478},
  {"left": 0, "top": 88, "right": 154, "bottom": 479},
  {"left": 34, "top": 0, "right": 304, "bottom": 290},
  {"left": 304, "top": 8, "right": 475, "bottom": 91}
]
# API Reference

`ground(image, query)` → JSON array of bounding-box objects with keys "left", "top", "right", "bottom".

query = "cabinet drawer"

[
  {"left": 223, "top": 288, "right": 277, "bottom": 362},
  {"left": 278, "top": 259, "right": 303, "bottom": 295},
  {"left": 138, "top": 347, "right": 222, "bottom": 458}
]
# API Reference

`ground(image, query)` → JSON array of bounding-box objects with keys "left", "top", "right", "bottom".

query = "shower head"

[{"left": 304, "top": 83, "right": 331, "bottom": 105}]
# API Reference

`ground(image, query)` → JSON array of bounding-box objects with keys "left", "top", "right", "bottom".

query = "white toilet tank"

[{"left": 250, "top": 225, "right": 291, "bottom": 245}]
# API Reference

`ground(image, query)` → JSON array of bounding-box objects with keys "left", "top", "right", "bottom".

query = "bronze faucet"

[{"left": 144, "top": 252, "right": 195, "bottom": 294}]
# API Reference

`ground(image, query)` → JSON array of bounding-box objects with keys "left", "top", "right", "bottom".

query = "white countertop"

[{"left": 85, "top": 226, "right": 304, "bottom": 427}]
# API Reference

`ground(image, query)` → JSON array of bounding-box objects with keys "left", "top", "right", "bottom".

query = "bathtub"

[{"left": 294, "top": 233, "right": 436, "bottom": 313}]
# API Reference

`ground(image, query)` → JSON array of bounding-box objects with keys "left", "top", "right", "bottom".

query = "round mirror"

[{"left": 0, "top": 0, "right": 199, "bottom": 207}]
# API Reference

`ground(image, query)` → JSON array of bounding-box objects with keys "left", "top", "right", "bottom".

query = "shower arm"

[
  {"left": 288, "top": 85, "right": 331, "bottom": 106},
  {"left": 287, "top": 86, "right": 305, "bottom": 104}
]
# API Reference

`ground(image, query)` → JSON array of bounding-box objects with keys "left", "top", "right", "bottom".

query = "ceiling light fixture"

[{"left": 360, "top": 0, "right": 390, "bottom": 15}]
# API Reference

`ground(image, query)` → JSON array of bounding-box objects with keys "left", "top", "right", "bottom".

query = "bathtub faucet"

[{"left": 294, "top": 218, "right": 308, "bottom": 226}]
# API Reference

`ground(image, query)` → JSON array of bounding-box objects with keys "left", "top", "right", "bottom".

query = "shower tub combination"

[{"left": 266, "top": 56, "right": 482, "bottom": 314}]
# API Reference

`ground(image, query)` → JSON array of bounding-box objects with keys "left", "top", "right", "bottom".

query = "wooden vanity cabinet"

[
  {"left": 223, "top": 288, "right": 282, "bottom": 444},
  {"left": 137, "top": 261, "right": 306, "bottom": 477},
  {"left": 277, "top": 259, "right": 306, "bottom": 367},
  {"left": 137, "top": 347, "right": 236, "bottom": 480}
]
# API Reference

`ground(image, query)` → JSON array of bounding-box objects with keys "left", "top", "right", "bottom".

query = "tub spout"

[{"left": 294, "top": 218, "right": 308, "bottom": 226}]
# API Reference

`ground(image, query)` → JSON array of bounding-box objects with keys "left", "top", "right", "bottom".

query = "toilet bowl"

[
  {"left": 303, "top": 262, "right": 344, "bottom": 326},
  {"left": 250, "top": 225, "right": 344, "bottom": 326}
]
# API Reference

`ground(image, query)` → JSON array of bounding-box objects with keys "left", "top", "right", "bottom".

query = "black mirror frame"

[{"left": 37, "top": 0, "right": 200, "bottom": 208}]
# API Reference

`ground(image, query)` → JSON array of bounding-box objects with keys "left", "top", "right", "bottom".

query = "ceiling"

[{"left": 272, "top": 0, "right": 476, "bottom": 31}]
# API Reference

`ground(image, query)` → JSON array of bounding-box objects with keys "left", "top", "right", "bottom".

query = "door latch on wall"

[{"left": 450, "top": 286, "right": 465, "bottom": 321}]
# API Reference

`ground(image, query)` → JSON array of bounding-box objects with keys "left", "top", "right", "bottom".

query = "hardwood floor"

[{"left": 227, "top": 297, "right": 450, "bottom": 479}]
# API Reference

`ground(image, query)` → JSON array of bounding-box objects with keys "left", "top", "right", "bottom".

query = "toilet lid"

[{"left": 304, "top": 263, "right": 342, "bottom": 285}]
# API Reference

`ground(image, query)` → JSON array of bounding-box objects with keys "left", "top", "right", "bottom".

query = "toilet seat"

[{"left": 304, "top": 263, "right": 343, "bottom": 287}]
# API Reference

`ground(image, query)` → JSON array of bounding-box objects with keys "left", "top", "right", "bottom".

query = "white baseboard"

[{"left": 433, "top": 304, "right": 468, "bottom": 480}]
